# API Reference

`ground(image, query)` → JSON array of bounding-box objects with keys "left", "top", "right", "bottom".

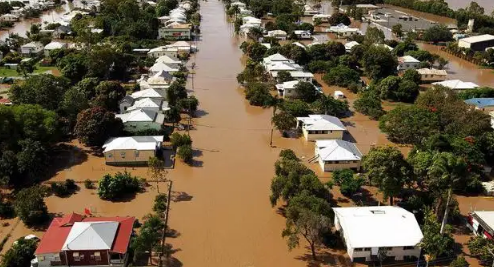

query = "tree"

[
  {"left": 282, "top": 192, "right": 332, "bottom": 260},
  {"left": 170, "top": 132, "right": 192, "bottom": 148},
  {"left": 294, "top": 81, "right": 318, "bottom": 103},
  {"left": 395, "top": 79, "right": 419, "bottom": 103},
  {"left": 277, "top": 70, "right": 293, "bottom": 83},
  {"left": 14, "top": 186, "right": 48, "bottom": 226},
  {"left": 16, "top": 60, "right": 36, "bottom": 78},
  {"left": 311, "top": 94, "right": 349, "bottom": 117},
  {"left": 148, "top": 156, "right": 167, "bottom": 193},
  {"left": 436, "top": 57, "right": 449, "bottom": 70},
  {"left": 16, "top": 139, "right": 49, "bottom": 181},
  {"left": 423, "top": 25, "right": 453, "bottom": 43},
  {"left": 247, "top": 42, "right": 268, "bottom": 62},
  {"left": 177, "top": 144, "right": 193, "bottom": 163},
  {"left": 97, "top": 171, "right": 141, "bottom": 200},
  {"left": 362, "top": 146, "right": 412, "bottom": 205},
  {"left": 75, "top": 107, "right": 123, "bottom": 146},
  {"left": 167, "top": 82, "right": 188, "bottom": 106},
  {"left": 322, "top": 65, "right": 360, "bottom": 87},
  {"left": 74, "top": 77, "right": 100, "bottom": 100},
  {"left": 132, "top": 214, "right": 164, "bottom": 262},
  {"left": 377, "top": 76, "right": 401, "bottom": 100},
  {"left": 467, "top": 1, "right": 484, "bottom": 15},
  {"left": 392, "top": 23, "right": 403, "bottom": 38},
  {"left": 92, "top": 81, "right": 126, "bottom": 111},
  {"left": 449, "top": 256, "right": 469, "bottom": 267},
  {"left": 153, "top": 193, "right": 167, "bottom": 215},
  {"left": 328, "top": 12, "right": 350, "bottom": 26},
  {"left": 420, "top": 209, "right": 455, "bottom": 264},
  {"left": 57, "top": 52, "right": 88, "bottom": 82},
  {"left": 280, "top": 100, "right": 312, "bottom": 117},
  {"left": 1, "top": 238, "right": 37, "bottom": 267},
  {"left": 362, "top": 46, "right": 398, "bottom": 80},
  {"left": 402, "top": 69, "right": 421, "bottom": 84},
  {"left": 279, "top": 149, "right": 299, "bottom": 161},
  {"left": 467, "top": 236, "right": 494, "bottom": 265},
  {"left": 364, "top": 27, "right": 385, "bottom": 45},
  {"left": 379, "top": 105, "right": 439, "bottom": 144},
  {"left": 245, "top": 82, "right": 273, "bottom": 107},
  {"left": 9, "top": 74, "right": 70, "bottom": 111},
  {"left": 272, "top": 111, "right": 296, "bottom": 134},
  {"left": 61, "top": 87, "right": 89, "bottom": 128},
  {"left": 354, "top": 90, "right": 385, "bottom": 120}
]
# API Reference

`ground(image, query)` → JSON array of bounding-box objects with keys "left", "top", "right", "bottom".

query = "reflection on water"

[{"left": 0, "top": 0, "right": 81, "bottom": 40}]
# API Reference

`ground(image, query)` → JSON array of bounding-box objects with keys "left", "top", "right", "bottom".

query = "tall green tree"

[
  {"left": 362, "top": 146, "right": 412, "bottom": 204},
  {"left": 14, "top": 186, "right": 48, "bottom": 226},
  {"left": 1, "top": 238, "right": 37, "bottom": 267},
  {"left": 92, "top": 81, "right": 126, "bottom": 111},
  {"left": 362, "top": 46, "right": 398, "bottom": 80},
  {"left": 420, "top": 209, "right": 455, "bottom": 265},
  {"left": 75, "top": 107, "right": 123, "bottom": 146}
]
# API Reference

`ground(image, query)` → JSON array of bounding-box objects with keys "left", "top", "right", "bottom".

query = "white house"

[
  {"left": 147, "top": 46, "right": 179, "bottom": 58},
  {"left": 466, "top": 211, "right": 494, "bottom": 239},
  {"left": 155, "top": 55, "right": 181, "bottom": 68},
  {"left": 374, "top": 43, "right": 394, "bottom": 51},
  {"left": 230, "top": 1, "right": 246, "bottom": 8},
  {"left": 262, "top": 53, "right": 293, "bottom": 67},
  {"left": 267, "top": 30, "right": 288, "bottom": 40},
  {"left": 345, "top": 41, "right": 360, "bottom": 52},
  {"left": 131, "top": 88, "right": 167, "bottom": 100},
  {"left": 0, "top": 14, "right": 19, "bottom": 22},
  {"left": 303, "top": 4, "right": 320, "bottom": 16},
  {"left": 239, "top": 7, "right": 252, "bottom": 16},
  {"left": 417, "top": 68, "right": 448, "bottom": 82},
  {"left": 272, "top": 70, "right": 314, "bottom": 82},
  {"left": 167, "top": 41, "right": 192, "bottom": 53},
  {"left": 333, "top": 206, "right": 423, "bottom": 262},
  {"left": 20, "top": 42, "right": 43, "bottom": 56},
  {"left": 158, "top": 23, "right": 192, "bottom": 40},
  {"left": 43, "top": 41, "right": 67, "bottom": 57},
  {"left": 275, "top": 80, "right": 319, "bottom": 99},
  {"left": 315, "top": 140, "right": 362, "bottom": 171},
  {"left": 149, "top": 62, "right": 179, "bottom": 75},
  {"left": 103, "top": 136, "right": 163, "bottom": 165},
  {"left": 145, "top": 70, "right": 174, "bottom": 89},
  {"left": 397, "top": 55, "right": 420, "bottom": 71},
  {"left": 265, "top": 61, "right": 303, "bottom": 72},
  {"left": 432, "top": 79, "right": 479, "bottom": 91},
  {"left": 296, "top": 114, "right": 346, "bottom": 141},
  {"left": 293, "top": 30, "right": 312, "bottom": 39},
  {"left": 115, "top": 109, "right": 165, "bottom": 133},
  {"left": 312, "top": 14, "right": 331, "bottom": 23},
  {"left": 242, "top": 16, "right": 261, "bottom": 27},
  {"left": 326, "top": 24, "right": 361, "bottom": 37},
  {"left": 125, "top": 98, "right": 170, "bottom": 113}
]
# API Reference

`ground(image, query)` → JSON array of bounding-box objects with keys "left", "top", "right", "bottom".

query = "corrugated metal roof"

[
  {"left": 316, "top": 140, "right": 362, "bottom": 161},
  {"left": 103, "top": 136, "right": 163, "bottom": 152}
]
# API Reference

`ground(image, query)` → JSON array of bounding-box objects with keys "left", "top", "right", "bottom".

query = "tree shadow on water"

[{"left": 171, "top": 191, "right": 193, "bottom": 202}]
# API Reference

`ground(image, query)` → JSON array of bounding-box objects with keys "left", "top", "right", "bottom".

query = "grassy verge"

[{"left": 0, "top": 64, "right": 58, "bottom": 77}]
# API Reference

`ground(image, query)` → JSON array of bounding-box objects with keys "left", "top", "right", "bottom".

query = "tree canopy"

[{"left": 75, "top": 107, "right": 123, "bottom": 147}]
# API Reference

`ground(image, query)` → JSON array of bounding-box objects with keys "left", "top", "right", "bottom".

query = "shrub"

[
  {"left": 84, "top": 179, "right": 94, "bottom": 189},
  {"left": 0, "top": 201, "right": 15, "bottom": 219},
  {"left": 51, "top": 179, "right": 78, "bottom": 197},
  {"left": 170, "top": 132, "right": 192, "bottom": 148},
  {"left": 332, "top": 169, "right": 354, "bottom": 186},
  {"left": 340, "top": 176, "right": 365, "bottom": 196},
  {"left": 279, "top": 149, "right": 299, "bottom": 161},
  {"left": 153, "top": 193, "right": 167, "bottom": 214},
  {"left": 177, "top": 144, "right": 193, "bottom": 163},
  {"left": 14, "top": 186, "right": 48, "bottom": 226},
  {"left": 449, "top": 256, "right": 469, "bottom": 267},
  {"left": 97, "top": 171, "right": 141, "bottom": 200}
]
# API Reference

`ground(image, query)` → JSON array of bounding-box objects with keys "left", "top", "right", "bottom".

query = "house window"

[
  {"left": 364, "top": 248, "right": 371, "bottom": 251},
  {"left": 73, "top": 252, "right": 80, "bottom": 261},
  {"left": 108, "top": 153, "right": 113, "bottom": 158},
  {"left": 54, "top": 256, "right": 60, "bottom": 261},
  {"left": 354, "top": 248, "right": 363, "bottom": 252},
  {"left": 135, "top": 150, "right": 140, "bottom": 157},
  {"left": 403, "top": 246, "right": 415, "bottom": 250},
  {"left": 120, "top": 152, "right": 126, "bottom": 158},
  {"left": 334, "top": 161, "right": 339, "bottom": 164},
  {"left": 94, "top": 252, "right": 101, "bottom": 261},
  {"left": 384, "top": 247, "right": 393, "bottom": 251}
]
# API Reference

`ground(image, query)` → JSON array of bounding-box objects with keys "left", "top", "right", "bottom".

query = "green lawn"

[{"left": 0, "top": 64, "right": 58, "bottom": 77}]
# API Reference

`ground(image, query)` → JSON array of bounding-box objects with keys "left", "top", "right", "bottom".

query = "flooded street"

[{"left": 164, "top": 1, "right": 315, "bottom": 266}]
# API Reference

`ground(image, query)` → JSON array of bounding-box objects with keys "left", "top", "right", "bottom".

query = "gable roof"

[
  {"left": 150, "top": 62, "right": 179, "bottom": 73},
  {"left": 44, "top": 41, "right": 65, "bottom": 50},
  {"left": 333, "top": 206, "right": 423, "bottom": 248},
  {"left": 315, "top": 140, "right": 362, "bottom": 161},
  {"left": 115, "top": 109, "right": 158, "bottom": 123},
  {"left": 155, "top": 55, "right": 181, "bottom": 65},
  {"left": 126, "top": 98, "right": 167, "bottom": 112},
  {"left": 266, "top": 61, "right": 303, "bottom": 72},
  {"left": 131, "top": 88, "right": 166, "bottom": 99},
  {"left": 297, "top": 114, "right": 346, "bottom": 131},
  {"left": 103, "top": 136, "right": 163, "bottom": 152},
  {"left": 62, "top": 222, "right": 119, "bottom": 251},
  {"left": 433, "top": 79, "right": 479, "bottom": 90},
  {"left": 344, "top": 41, "right": 359, "bottom": 50},
  {"left": 263, "top": 53, "right": 290, "bottom": 64},
  {"left": 399, "top": 55, "right": 420, "bottom": 63},
  {"left": 35, "top": 214, "right": 135, "bottom": 254}
]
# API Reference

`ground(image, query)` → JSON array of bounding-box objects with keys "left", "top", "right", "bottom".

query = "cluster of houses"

[
  {"left": 157, "top": 2, "right": 193, "bottom": 40},
  {"left": 0, "top": 0, "right": 57, "bottom": 22}
]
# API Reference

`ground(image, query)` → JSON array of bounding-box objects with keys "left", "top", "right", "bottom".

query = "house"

[
  {"left": 272, "top": 70, "right": 314, "bottom": 82},
  {"left": 44, "top": 42, "right": 67, "bottom": 57},
  {"left": 144, "top": 70, "right": 174, "bottom": 89},
  {"left": 312, "top": 14, "right": 331, "bottom": 23},
  {"left": 267, "top": 30, "right": 288, "bottom": 40},
  {"left": 315, "top": 140, "right": 362, "bottom": 171},
  {"left": 265, "top": 61, "right": 303, "bottom": 73},
  {"left": 326, "top": 24, "right": 361, "bottom": 37},
  {"left": 238, "top": 7, "right": 252, "bottom": 16},
  {"left": 303, "top": 4, "right": 320, "bottom": 16},
  {"left": 344, "top": 41, "right": 359, "bottom": 52},
  {"left": 149, "top": 62, "right": 179, "bottom": 75},
  {"left": 397, "top": 55, "right": 420, "bottom": 71},
  {"left": 230, "top": 1, "right": 246, "bottom": 8},
  {"left": 0, "top": 14, "right": 19, "bottom": 22},
  {"left": 115, "top": 109, "right": 165, "bottom": 133},
  {"left": 130, "top": 88, "right": 167, "bottom": 100},
  {"left": 296, "top": 114, "right": 346, "bottom": 141},
  {"left": 464, "top": 98, "right": 494, "bottom": 111},
  {"left": 261, "top": 43, "right": 271, "bottom": 49},
  {"left": 34, "top": 213, "right": 135, "bottom": 267},
  {"left": 125, "top": 98, "right": 170, "bottom": 113},
  {"left": 158, "top": 23, "right": 192, "bottom": 40},
  {"left": 103, "top": 136, "right": 164, "bottom": 165},
  {"left": 417, "top": 68, "right": 447, "bottom": 82},
  {"left": 458, "top": 34, "right": 494, "bottom": 51},
  {"left": 293, "top": 30, "right": 311, "bottom": 39},
  {"left": 467, "top": 211, "right": 494, "bottom": 239},
  {"left": 155, "top": 55, "right": 181, "bottom": 68},
  {"left": 432, "top": 79, "right": 479, "bottom": 91},
  {"left": 20, "top": 42, "right": 43, "bottom": 56},
  {"left": 262, "top": 53, "right": 293, "bottom": 67},
  {"left": 333, "top": 206, "right": 423, "bottom": 262},
  {"left": 147, "top": 46, "right": 179, "bottom": 58},
  {"left": 242, "top": 16, "right": 261, "bottom": 27},
  {"left": 275, "top": 80, "right": 319, "bottom": 99},
  {"left": 292, "top": 42, "right": 306, "bottom": 50},
  {"left": 167, "top": 41, "right": 192, "bottom": 53}
]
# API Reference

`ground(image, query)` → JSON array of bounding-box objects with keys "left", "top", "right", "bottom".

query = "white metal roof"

[
  {"left": 103, "top": 136, "right": 163, "bottom": 152},
  {"left": 315, "top": 140, "right": 362, "bottom": 161},
  {"left": 417, "top": 68, "right": 448, "bottom": 76},
  {"left": 44, "top": 41, "right": 65, "bottom": 50},
  {"left": 474, "top": 211, "right": 494, "bottom": 228},
  {"left": 116, "top": 109, "right": 158, "bottom": 123},
  {"left": 126, "top": 98, "right": 168, "bottom": 112},
  {"left": 333, "top": 206, "right": 423, "bottom": 248},
  {"left": 297, "top": 115, "right": 346, "bottom": 131},
  {"left": 271, "top": 71, "right": 314, "bottom": 78},
  {"left": 131, "top": 88, "right": 166, "bottom": 99},
  {"left": 432, "top": 79, "right": 479, "bottom": 90},
  {"left": 399, "top": 55, "right": 420, "bottom": 63},
  {"left": 345, "top": 41, "right": 359, "bottom": 50},
  {"left": 62, "top": 222, "right": 118, "bottom": 251},
  {"left": 263, "top": 53, "right": 290, "bottom": 64},
  {"left": 150, "top": 62, "right": 179, "bottom": 73},
  {"left": 266, "top": 61, "right": 303, "bottom": 72},
  {"left": 459, "top": 34, "right": 494, "bottom": 44},
  {"left": 155, "top": 55, "right": 181, "bottom": 65}
]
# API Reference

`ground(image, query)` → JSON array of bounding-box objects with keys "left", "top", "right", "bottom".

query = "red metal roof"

[{"left": 35, "top": 214, "right": 135, "bottom": 255}]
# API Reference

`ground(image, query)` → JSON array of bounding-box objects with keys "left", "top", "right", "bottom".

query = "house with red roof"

[{"left": 34, "top": 213, "right": 135, "bottom": 267}]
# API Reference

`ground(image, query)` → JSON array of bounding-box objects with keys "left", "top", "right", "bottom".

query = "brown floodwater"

[{"left": 0, "top": 0, "right": 80, "bottom": 40}]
